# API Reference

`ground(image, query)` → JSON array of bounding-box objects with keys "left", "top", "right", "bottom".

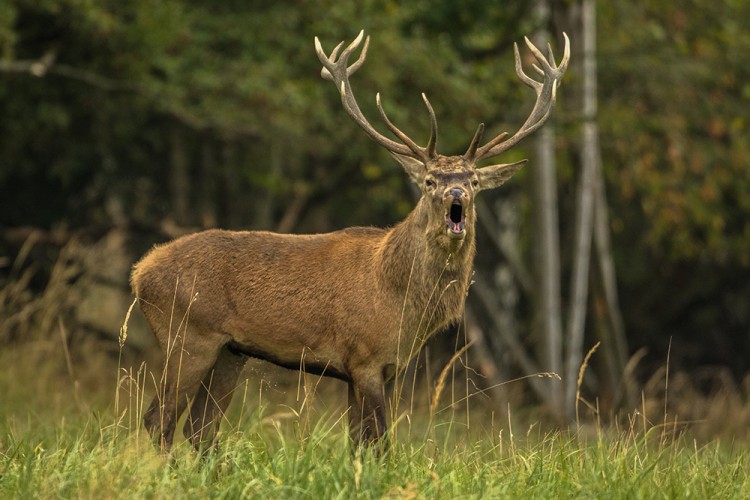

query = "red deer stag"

[{"left": 131, "top": 30, "right": 569, "bottom": 451}]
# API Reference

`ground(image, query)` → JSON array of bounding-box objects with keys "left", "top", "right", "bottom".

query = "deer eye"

[{"left": 425, "top": 179, "right": 436, "bottom": 188}]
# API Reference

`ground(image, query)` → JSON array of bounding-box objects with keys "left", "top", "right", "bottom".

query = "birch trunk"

[
  {"left": 531, "top": 0, "right": 564, "bottom": 416},
  {"left": 563, "top": 0, "right": 598, "bottom": 422}
]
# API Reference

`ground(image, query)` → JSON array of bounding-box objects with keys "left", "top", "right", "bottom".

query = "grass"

[
  {"left": 1, "top": 341, "right": 749, "bottom": 499},
  {"left": 2, "top": 409, "right": 749, "bottom": 498}
]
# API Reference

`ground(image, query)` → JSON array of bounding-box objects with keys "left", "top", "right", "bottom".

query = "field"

[{"left": 1, "top": 335, "right": 749, "bottom": 499}]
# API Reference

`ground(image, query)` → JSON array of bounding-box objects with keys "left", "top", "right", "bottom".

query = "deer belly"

[{"left": 223, "top": 312, "right": 347, "bottom": 379}]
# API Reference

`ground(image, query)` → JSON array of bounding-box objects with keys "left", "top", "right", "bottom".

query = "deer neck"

[{"left": 378, "top": 197, "right": 476, "bottom": 315}]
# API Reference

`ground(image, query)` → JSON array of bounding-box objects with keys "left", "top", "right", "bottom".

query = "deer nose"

[{"left": 449, "top": 188, "right": 465, "bottom": 199}]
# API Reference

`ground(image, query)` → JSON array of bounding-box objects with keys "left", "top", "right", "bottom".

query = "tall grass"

[
  {"left": 2, "top": 331, "right": 750, "bottom": 499},
  {"left": 2, "top": 382, "right": 749, "bottom": 498}
]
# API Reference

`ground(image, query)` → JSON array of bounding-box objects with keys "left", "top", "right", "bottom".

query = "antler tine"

[
  {"left": 316, "top": 32, "right": 367, "bottom": 81},
  {"left": 376, "top": 93, "right": 427, "bottom": 160},
  {"left": 477, "top": 130, "right": 510, "bottom": 157},
  {"left": 341, "top": 32, "right": 369, "bottom": 76},
  {"left": 316, "top": 31, "right": 441, "bottom": 162},
  {"left": 329, "top": 41, "right": 345, "bottom": 63},
  {"left": 513, "top": 42, "right": 537, "bottom": 89},
  {"left": 559, "top": 32, "right": 571, "bottom": 73},
  {"left": 422, "top": 93, "right": 438, "bottom": 159},
  {"left": 473, "top": 32, "right": 570, "bottom": 163},
  {"left": 316, "top": 41, "right": 339, "bottom": 81},
  {"left": 546, "top": 42, "right": 557, "bottom": 68},
  {"left": 464, "top": 123, "right": 485, "bottom": 160},
  {"left": 374, "top": 93, "right": 438, "bottom": 162},
  {"left": 315, "top": 31, "right": 415, "bottom": 157},
  {"left": 523, "top": 36, "right": 554, "bottom": 75}
]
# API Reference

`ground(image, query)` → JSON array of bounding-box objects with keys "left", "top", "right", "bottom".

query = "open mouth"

[{"left": 446, "top": 199, "right": 466, "bottom": 237}]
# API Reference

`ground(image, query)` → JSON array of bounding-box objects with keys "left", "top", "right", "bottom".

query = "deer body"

[
  {"left": 133, "top": 205, "right": 474, "bottom": 378},
  {"left": 133, "top": 31, "right": 568, "bottom": 451}
]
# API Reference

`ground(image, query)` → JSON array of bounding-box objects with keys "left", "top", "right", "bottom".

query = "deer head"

[{"left": 315, "top": 31, "right": 569, "bottom": 243}]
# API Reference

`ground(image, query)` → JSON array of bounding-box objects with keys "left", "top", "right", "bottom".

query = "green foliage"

[
  {"left": 600, "top": 1, "right": 750, "bottom": 265},
  {"left": 594, "top": 1, "right": 750, "bottom": 373},
  {"left": 0, "top": 0, "right": 532, "bottom": 229}
]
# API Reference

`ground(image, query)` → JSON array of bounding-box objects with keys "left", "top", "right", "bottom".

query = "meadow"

[{"left": 1, "top": 331, "right": 748, "bottom": 499}]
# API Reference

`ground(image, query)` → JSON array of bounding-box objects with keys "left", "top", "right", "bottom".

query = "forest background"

[{"left": 1, "top": 0, "right": 749, "bottom": 437}]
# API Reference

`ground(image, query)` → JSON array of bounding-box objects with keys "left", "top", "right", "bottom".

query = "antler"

[
  {"left": 467, "top": 33, "right": 570, "bottom": 163},
  {"left": 315, "top": 31, "right": 438, "bottom": 163}
]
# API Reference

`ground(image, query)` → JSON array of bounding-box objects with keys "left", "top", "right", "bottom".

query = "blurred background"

[{"left": 1, "top": 0, "right": 749, "bottom": 436}]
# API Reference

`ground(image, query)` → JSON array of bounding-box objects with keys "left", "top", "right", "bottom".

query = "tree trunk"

[
  {"left": 531, "top": 0, "right": 564, "bottom": 417},
  {"left": 476, "top": 198, "right": 533, "bottom": 295},
  {"left": 473, "top": 279, "right": 549, "bottom": 402},
  {"left": 592, "top": 130, "right": 633, "bottom": 411},
  {"left": 563, "top": 0, "right": 598, "bottom": 423}
]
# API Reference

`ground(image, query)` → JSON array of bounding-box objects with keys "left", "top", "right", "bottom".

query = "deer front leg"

[
  {"left": 143, "top": 332, "right": 225, "bottom": 451},
  {"left": 348, "top": 371, "right": 388, "bottom": 447},
  {"left": 347, "top": 383, "right": 363, "bottom": 444},
  {"left": 183, "top": 346, "right": 247, "bottom": 453}
]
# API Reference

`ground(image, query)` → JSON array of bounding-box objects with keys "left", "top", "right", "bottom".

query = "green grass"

[
  {"left": 2, "top": 415, "right": 749, "bottom": 498},
  {"left": 1, "top": 343, "right": 749, "bottom": 499}
]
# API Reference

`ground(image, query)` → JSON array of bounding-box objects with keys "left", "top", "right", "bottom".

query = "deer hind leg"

[
  {"left": 143, "top": 329, "right": 225, "bottom": 451},
  {"left": 348, "top": 371, "right": 388, "bottom": 448},
  {"left": 183, "top": 345, "right": 246, "bottom": 453}
]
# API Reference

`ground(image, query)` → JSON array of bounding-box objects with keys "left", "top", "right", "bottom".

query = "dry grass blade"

[
  {"left": 119, "top": 297, "right": 138, "bottom": 348},
  {"left": 575, "top": 341, "right": 600, "bottom": 427},
  {"left": 430, "top": 340, "right": 474, "bottom": 416}
]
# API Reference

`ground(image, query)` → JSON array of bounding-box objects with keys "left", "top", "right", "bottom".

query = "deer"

[{"left": 130, "top": 30, "right": 569, "bottom": 452}]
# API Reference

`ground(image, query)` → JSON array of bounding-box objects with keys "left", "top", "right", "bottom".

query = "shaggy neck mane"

[{"left": 377, "top": 197, "right": 476, "bottom": 331}]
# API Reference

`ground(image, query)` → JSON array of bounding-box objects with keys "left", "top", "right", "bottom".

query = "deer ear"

[
  {"left": 390, "top": 153, "right": 427, "bottom": 184},
  {"left": 476, "top": 160, "right": 527, "bottom": 191}
]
